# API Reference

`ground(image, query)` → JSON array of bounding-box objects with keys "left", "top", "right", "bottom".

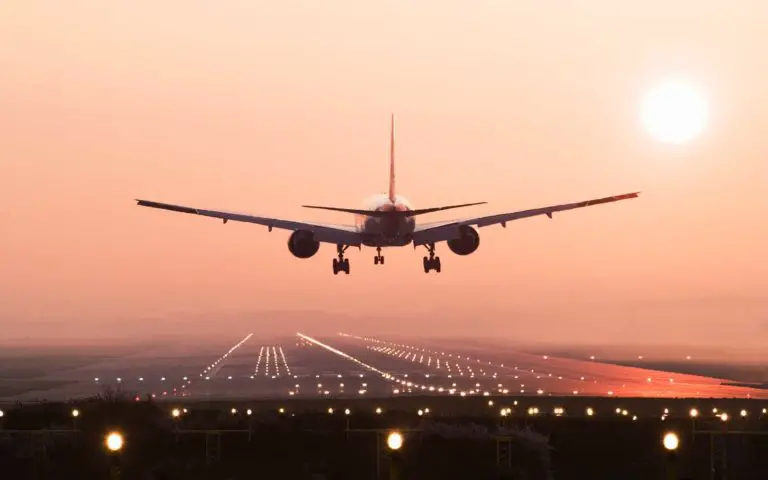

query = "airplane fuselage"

[{"left": 354, "top": 194, "right": 416, "bottom": 247}]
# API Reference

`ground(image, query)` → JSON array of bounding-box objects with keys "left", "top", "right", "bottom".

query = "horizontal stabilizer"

[{"left": 302, "top": 201, "right": 486, "bottom": 217}]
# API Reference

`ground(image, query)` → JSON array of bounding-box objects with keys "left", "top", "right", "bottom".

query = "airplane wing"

[
  {"left": 411, "top": 192, "right": 640, "bottom": 246},
  {"left": 135, "top": 199, "right": 364, "bottom": 246}
]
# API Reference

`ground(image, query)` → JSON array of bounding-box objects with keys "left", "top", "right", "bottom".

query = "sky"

[{"left": 1, "top": 1, "right": 767, "bottom": 349}]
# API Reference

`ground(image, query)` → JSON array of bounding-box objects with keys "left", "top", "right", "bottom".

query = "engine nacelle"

[
  {"left": 288, "top": 230, "right": 320, "bottom": 258},
  {"left": 447, "top": 225, "right": 480, "bottom": 256}
]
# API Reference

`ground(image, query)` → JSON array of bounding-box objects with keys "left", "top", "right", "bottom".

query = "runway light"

[
  {"left": 231, "top": 408, "right": 237, "bottom": 415},
  {"left": 720, "top": 413, "right": 729, "bottom": 422},
  {"left": 763, "top": 408, "right": 767, "bottom": 415},
  {"left": 586, "top": 407, "right": 594, "bottom": 416},
  {"left": 344, "top": 409, "right": 351, "bottom": 416},
  {"left": 740, "top": 409, "right": 748, "bottom": 418},
  {"left": 632, "top": 415, "right": 638, "bottom": 421},
  {"left": 375, "top": 407, "right": 382, "bottom": 415},
  {"left": 689, "top": 408, "right": 699, "bottom": 418},
  {"left": 386, "top": 431, "right": 403, "bottom": 451},
  {"left": 171, "top": 408, "right": 181, "bottom": 418},
  {"left": 488, "top": 400, "right": 494, "bottom": 407},
  {"left": 278, "top": 408, "right": 285, "bottom": 414},
  {"left": 247, "top": 409, "right": 253, "bottom": 416},
  {"left": 328, "top": 408, "right": 334, "bottom": 415},
  {"left": 105, "top": 432, "right": 124, "bottom": 453},
  {"left": 417, "top": 409, "right": 424, "bottom": 416},
  {"left": 0, "top": 410, "right": 4, "bottom": 418},
  {"left": 71, "top": 409, "right": 80, "bottom": 418},
  {"left": 663, "top": 432, "right": 679, "bottom": 451}
]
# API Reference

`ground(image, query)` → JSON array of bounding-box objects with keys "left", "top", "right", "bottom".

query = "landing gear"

[
  {"left": 333, "top": 244, "right": 350, "bottom": 275},
  {"left": 422, "top": 243, "right": 441, "bottom": 273},
  {"left": 374, "top": 246, "right": 385, "bottom": 265}
]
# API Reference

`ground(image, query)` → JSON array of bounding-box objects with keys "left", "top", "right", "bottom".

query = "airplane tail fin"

[{"left": 389, "top": 114, "right": 396, "bottom": 204}]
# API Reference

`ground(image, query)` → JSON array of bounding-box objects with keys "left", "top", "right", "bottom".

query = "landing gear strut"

[
  {"left": 332, "top": 244, "right": 350, "bottom": 275},
  {"left": 374, "top": 246, "right": 385, "bottom": 265},
  {"left": 422, "top": 243, "right": 441, "bottom": 273}
]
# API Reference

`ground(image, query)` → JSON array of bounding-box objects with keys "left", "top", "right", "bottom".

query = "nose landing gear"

[
  {"left": 423, "top": 243, "right": 441, "bottom": 273},
  {"left": 374, "top": 246, "right": 385, "bottom": 265},
  {"left": 332, "top": 244, "right": 350, "bottom": 275}
]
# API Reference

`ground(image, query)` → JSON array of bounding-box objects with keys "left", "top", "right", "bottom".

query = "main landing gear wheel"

[
  {"left": 374, "top": 246, "right": 385, "bottom": 265},
  {"left": 332, "top": 244, "right": 350, "bottom": 275},
  {"left": 422, "top": 243, "right": 441, "bottom": 273}
]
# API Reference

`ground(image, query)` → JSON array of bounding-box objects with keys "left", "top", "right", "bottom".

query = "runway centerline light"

[
  {"left": 662, "top": 432, "right": 679, "bottom": 451},
  {"left": 105, "top": 432, "right": 124, "bottom": 452},
  {"left": 386, "top": 431, "right": 403, "bottom": 451}
]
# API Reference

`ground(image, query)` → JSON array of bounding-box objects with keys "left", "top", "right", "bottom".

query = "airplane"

[{"left": 136, "top": 115, "right": 640, "bottom": 275}]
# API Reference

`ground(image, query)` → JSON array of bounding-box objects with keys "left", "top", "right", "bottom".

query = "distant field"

[
  {"left": 0, "top": 355, "right": 117, "bottom": 377},
  {"left": 0, "top": 379, "right": 75, "bottom": 398}
]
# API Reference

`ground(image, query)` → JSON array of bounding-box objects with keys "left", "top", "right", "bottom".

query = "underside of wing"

[
  {"left": 412, "top": 191, "right": 640, "bottom": 246},
  {"left": 135, "top": 199, "right": 363, "bottom": 245}
]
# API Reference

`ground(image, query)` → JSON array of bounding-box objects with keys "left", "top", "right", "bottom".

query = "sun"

[{"left": 641, "top": 79, "right": 709, "bottom": 144}]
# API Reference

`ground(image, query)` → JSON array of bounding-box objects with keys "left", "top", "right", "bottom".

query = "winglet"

[{"left": 388, "top": 114, "right": 396, "bottom": 204}]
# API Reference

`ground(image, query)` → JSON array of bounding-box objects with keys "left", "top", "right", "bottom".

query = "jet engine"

[
  {"left": 287, "top": 230, "right": 320, "bottom": 258},
  {"left": 447, "top": 225, "right": 480, "bottom": 255}
]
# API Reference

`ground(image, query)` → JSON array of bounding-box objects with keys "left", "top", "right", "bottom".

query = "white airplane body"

[{"left": 137, "top": 115, "right": 639, "bottom": 274}]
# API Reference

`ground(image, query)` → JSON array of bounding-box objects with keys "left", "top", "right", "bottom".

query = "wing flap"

[
  {"left": 136, "top": 199, "right": 363, "bottom": 246},
  {"left": 413, "top": 191, "right": 640, "bottom": 246}
]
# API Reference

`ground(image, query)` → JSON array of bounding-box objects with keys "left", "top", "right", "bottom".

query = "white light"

[
  {"left": 740, "top": 409, "right": 748, "bottom": 417},
  {"left": 105, "top": 432, "right": 124, "bottom": 452},
  {"left": 171, "top": 408, "right": 181, "bottom": 418},
  {"left": 586, "top": 407, "right": 594, "bottom": 416},
  {"left": 71, "top": 409, "right": 80, "bottom": 418},
  {"left": 689, "top": 408, "right": 699, "bottom": 418},
  {"left": 386, "top": 431, "right": 403, "bottom": 450},
  {"left": 247, "top": 409, "right": 253, "bottom": 416},
  {"left": 662, "top": 432, "right": 679, "bottom": 451}
]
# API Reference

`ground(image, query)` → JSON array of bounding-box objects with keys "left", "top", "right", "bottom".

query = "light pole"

[
  {"left": 662, "top": 432, "right": 679, "bottom": 480},
  {"left": 385, "top": 431, "right": 403, "bottom": 480},
  {"left": 105, "top": 431, "right": 124, "bottom": 480}
]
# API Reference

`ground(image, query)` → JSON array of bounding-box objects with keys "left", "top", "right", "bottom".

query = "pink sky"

[{"left": 1, "top": 1, "right": 767, "bottom": 349}]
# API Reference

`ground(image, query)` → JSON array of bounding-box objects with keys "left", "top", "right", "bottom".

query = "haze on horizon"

[{"left": 1, "top": 1, "right": 767, "bottom": 351}]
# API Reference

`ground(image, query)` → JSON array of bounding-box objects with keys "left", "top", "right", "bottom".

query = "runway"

[{"left": 2, "top": 333, "right": 765, "bottom": 403}]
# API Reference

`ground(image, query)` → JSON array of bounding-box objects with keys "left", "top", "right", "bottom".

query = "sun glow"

[{"left": 642, "top": 79, "right": 708, "bottom": 144}]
